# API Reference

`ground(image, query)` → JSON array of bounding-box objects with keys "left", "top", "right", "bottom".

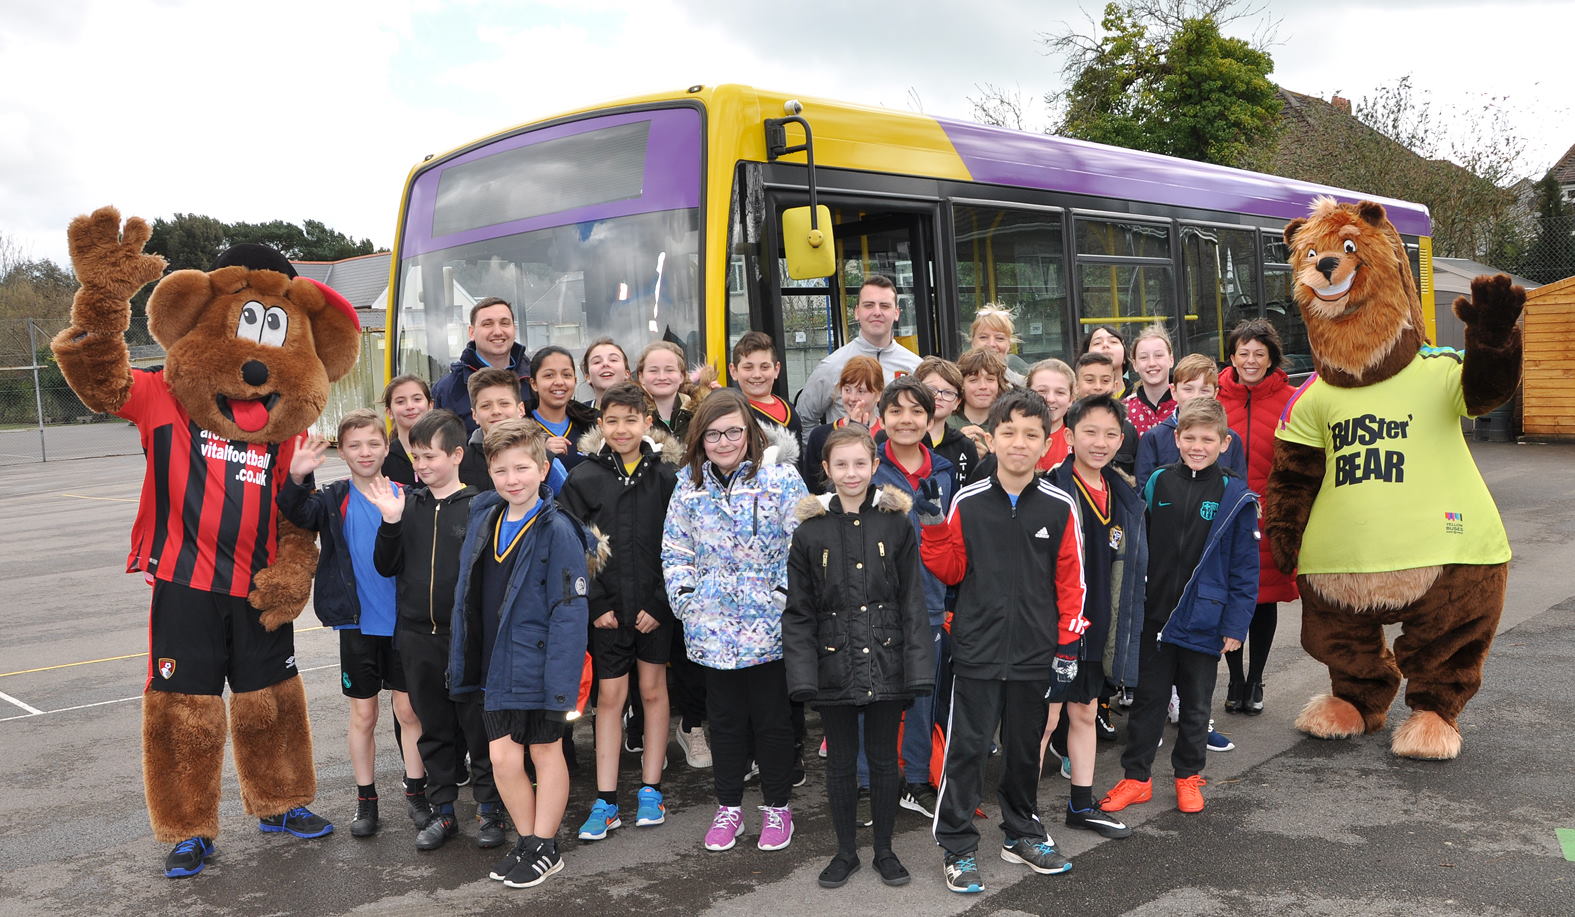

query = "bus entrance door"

[{"left": 771, "top": 207, "right": 937, "bottom": 403}]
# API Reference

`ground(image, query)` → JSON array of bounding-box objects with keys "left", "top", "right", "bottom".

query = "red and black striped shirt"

[{"left": 117, "top": 370, "right": 296, "bottom": 597}]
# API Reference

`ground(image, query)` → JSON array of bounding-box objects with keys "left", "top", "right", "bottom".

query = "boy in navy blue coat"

[
  {"left": 1134, "top": 354, "right": 1246, "bottom": 489},
  {"left": 448, "top": 419, "right": 593, "bottom": 889},
  {"left": 278, "top": 411, "right": 427, "bottom": 838},
  {"left": 1100, "top": 399, "right": 1258, "bottom": 815}
]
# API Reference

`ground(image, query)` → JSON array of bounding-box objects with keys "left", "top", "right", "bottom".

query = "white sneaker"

[
  {"left": 1167, "top": 687, "right": 1181, "bottom": 725},
  {"left": 677, "top": 724, "right": 713, "bottom": 768}
]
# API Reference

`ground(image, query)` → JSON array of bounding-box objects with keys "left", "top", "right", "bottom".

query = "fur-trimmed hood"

[
  {"left": 761, "top": 420, "right": 800, "bottom": 468},
  {"left": 793, "top": 485, "right": 913, "bottom": 522},
  {"left": 575, "top": 425, "right": 683, "bottom": 466}
]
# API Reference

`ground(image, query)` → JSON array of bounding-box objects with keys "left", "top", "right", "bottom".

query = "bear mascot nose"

[
  {"left": 1317, "top": 256, "right": 1341, "bottom": 281},
  {"left": 242, "top": 359, "right": 270, "bottom": 387}
]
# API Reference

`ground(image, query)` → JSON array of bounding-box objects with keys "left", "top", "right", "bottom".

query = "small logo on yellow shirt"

[{"left": 1444, "top": 512, "right": 1464, "bottom": 535}]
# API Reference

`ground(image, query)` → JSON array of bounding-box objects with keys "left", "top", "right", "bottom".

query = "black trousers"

[
  {"left": 704, "top": 660, "right": 794, "bottom": 808},
  {"left": 1122, "top": 628, "right": 1217, "bottom": 781},
  {"left": 670, "top": 625, "right": 707, "bottom": 730},
  {"left": 821, "top": 701, "right": 903, "bottom": 855},
  {"left": 933, "top": 675, "right": 1049, "bottom": 855},
  {"left": 399, "top": 629, "right": 498, "bottom": 807}
]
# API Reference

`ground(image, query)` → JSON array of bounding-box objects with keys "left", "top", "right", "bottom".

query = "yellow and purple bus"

[{"left": 386, "top": 83, "right": 1433, "bottom": 394}]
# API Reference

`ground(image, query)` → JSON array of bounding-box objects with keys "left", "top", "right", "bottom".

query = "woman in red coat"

[{"left": 1215, "top": 319, "right": 1298, "bottom": 717}]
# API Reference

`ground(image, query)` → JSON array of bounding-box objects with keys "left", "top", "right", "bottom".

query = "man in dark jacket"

[
  {"left": 919, "top": 390, "right": 1087, "bottom": 892},
  {"left": 1100, "top": 399, "right": 1258, "bottom": 817},
  {"left": 431, "top": 298, "right": 532, "bottom": 433},
  {"left": 367, "top": 410, "right": 497, "bottom": 851}
]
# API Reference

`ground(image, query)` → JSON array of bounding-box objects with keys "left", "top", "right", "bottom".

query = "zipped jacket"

[
  {"left": 277, "top": 475, "right": 360, "bottom": 628},
  {"left": 1134, "top": 413, "right": 1248, "bottom": 490},
  {"left": 921, "top": 475, "right": 1088, "bottom": 681},
  {"left": 373, "top": 484, "right": 477, "bottom": 635},
  {"left": 431, "top": 340, "right": 533, "bottom": 433},
  {"left": 1217, "top": 366, "right": 1298, "bottom": 602},
  {"left": 449, "top": 490, "right": 592, "bottom": 712},
  {"left": 1143, "top": 464, "right": 1260, "bottom": 655},
  {"left": 661, "top": 426, "right": 808, "bottom": 669},
  {"left": 1045, "top": 458, "right": 1148, "bottom": 687},
  {"left": 558, "top": 428, "right": 680, "bottom": 626},
  {"left": 783, "top": 487, "right": 934, "bottom": 705}
]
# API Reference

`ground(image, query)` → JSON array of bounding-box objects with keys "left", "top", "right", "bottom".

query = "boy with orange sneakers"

[{"left": 1100, "top": 399, "right": 1258, "bottom": 816}]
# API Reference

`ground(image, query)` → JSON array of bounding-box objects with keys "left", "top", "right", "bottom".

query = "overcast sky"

[{"left": 3, "top": 0, "right": 1570, "bottom": 268}]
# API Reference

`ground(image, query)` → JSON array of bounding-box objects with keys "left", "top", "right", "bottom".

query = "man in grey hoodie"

[{"left": 796, "top": 274, "right": 921, "bottom": 425}]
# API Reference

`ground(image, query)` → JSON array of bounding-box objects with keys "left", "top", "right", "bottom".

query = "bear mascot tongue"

[{"left": 228, "top": 397, "right": 271, "bottom": 432}]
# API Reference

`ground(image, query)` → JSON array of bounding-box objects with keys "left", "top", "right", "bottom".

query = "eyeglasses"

[
  {"left": 703, "top": 426, "right": 748, "bottom": 444},
  {"left": 926, "top": 387, "right": 960, "bottom": 405}
]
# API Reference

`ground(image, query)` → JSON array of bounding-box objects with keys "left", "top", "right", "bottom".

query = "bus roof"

[{"left": 408, "top": 83, "right": 1432, "bottom": 238}]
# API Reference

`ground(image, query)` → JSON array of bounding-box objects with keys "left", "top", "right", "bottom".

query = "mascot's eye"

[
  {"left": 237, "top": 301, "right": 266, "bottom": 343},
  {"left": 1306, "top": 248, "right": 1317, "bottom": 259},
  {"left": 1342, "top": 240, "right": 1357, "bottom": 254},
  {"left": 261, "top": 307, "right": 289, "bottom": 348}
]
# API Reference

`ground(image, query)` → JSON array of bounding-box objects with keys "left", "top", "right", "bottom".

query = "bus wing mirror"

[{"left": 781, "top": 205, "right": 835, "bottom": 280}]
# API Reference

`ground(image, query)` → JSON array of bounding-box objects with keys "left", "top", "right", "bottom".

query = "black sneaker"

[
  {"left": 623, "top": 707, "right": 644, "bottom": 754},
  {"left": 899, "top": 782, "right": 937, "bottom": 819},
  {"left": 1065, "top": 803, "right": 1132, "bottom": 839},
  {"left": 415, "top": 812, "right": 458, "bottom": 851},
  {"left": 856, "top": 787, "right": 873, "bottom": 827},
  {"left": 259, "top": 806, "right": 333, "bottom": 839},
  {"left": 1095, "top": 699, "right": 1118, "bottom": 741},
  {"left": 1224, "top": 679, "right": 1246, "bottom": 714},
  {"left": 477, "top": 805, "right": 508, "bottom": 848},
  {"left": 942, "top": 851, "right": 984, "bottom": 893},
  {"left": 489, "top": 836, "right": 536, "bottom": 881},
  {"left": 1246, "top": 682, "right": 1265, "bottom": 715},
  {"left": 791, "top": 748, "right": 808, "bottom": 788},
  {"left": 350, "top": 796, "right": 379, "bottom": 838},
  {"left": 503, "top": 839, "right": 564, "bottom": 888},
  {"left": 1000, "top": 837, "right": 1072, "bottom": 875},
  {"left": 405, "top": 791, "right": 433, "bottom": 829},
  {"left": 817, "top": 853, "right": 860, "bottom": 889},
  {"left": 163, "top": 836, "right": 214, "bottom": 878},
  {"left": 873, "top": 850, "right": 910, "bottom": 887}
]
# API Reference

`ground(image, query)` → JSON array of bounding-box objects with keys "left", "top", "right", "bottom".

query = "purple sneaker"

[
  {"left": 757, "top": 805, "right": 794, "bottom": 850},
  {"left": 704, "top": 806, "right": 744, "bottom": 851}
]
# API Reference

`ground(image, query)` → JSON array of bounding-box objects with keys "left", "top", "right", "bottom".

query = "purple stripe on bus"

[
  {"left": 937, "top": 118, "right": 1432, "bottom": 237},
  {"left": 403, "top": 108, "right": 701, "bottom": 258}
]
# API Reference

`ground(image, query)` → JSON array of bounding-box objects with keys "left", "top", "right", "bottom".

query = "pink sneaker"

[
  {"left": 757, "top": 805, "right": 794, "bottom": 850},
  {"left": 704, "top": 806, "right": 744, "bottom": 851}
]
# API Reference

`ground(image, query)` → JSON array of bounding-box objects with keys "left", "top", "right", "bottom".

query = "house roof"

[
  {"left": 290, "top": 252, "right": 390, "bottom": 312},
  {"left": 1550, "top": 141, "right": 1575, "bottom": 185}
]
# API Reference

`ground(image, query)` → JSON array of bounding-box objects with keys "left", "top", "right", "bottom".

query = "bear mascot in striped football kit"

[{"left": 51, "top": 206, "right": 361, "bottom": 876}]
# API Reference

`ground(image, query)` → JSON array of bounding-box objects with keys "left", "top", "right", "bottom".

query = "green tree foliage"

[
  {"left": 0, "top": 233, "right": 78, "bottom": 327},
  {"left": 1049, "top": 2, "right": 1281, "bottom": 168},
  {"left": 1516, "top": 174, "right": 1575, "bottom": 284}
]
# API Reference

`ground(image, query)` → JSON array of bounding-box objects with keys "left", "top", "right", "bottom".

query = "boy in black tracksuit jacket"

[
  {"left": 920, "top": 390, "right": 1087, "bottom": 889},
  {"left": 369, "top": 411, "right": 500, "bottom": 850},
  {"left": 1101, "top": 399, "right": 1258, "bottom": 816}
]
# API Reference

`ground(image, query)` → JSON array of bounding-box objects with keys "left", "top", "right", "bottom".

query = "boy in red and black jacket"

[{"left": 919, "top": 389, "right": 1087, "bottom": 894}]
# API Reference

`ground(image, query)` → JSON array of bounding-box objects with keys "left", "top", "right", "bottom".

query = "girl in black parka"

[{"left": 783, "top": 427, "right": 933, "bottom": 890}]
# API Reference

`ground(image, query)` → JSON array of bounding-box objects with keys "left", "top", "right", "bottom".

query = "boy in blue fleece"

[
  {"left": 1100, "top": 399, "right": 1258, "bottom": 815},
  {"left": 448, "top": 419, "right": 593, "bottom": 889}
]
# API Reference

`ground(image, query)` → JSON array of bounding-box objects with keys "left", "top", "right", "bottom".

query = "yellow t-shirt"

[{"left": 1276, "top": 347, "right": 1510, "bottom": 574}]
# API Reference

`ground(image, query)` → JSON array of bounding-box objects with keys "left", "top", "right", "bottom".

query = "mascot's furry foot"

[
  {"left": 1295, "top": 693, "right": 1371, "bottom": 740},
  {"left": 1390, "top": 710, "right": 1461, "bottom": 760}
]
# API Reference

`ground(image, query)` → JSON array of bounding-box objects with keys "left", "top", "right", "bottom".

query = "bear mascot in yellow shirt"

[{"left": 1265, "top": 196, "right": 1521, "bottom": 760}]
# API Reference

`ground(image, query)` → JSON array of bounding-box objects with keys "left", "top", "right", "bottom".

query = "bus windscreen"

[{"left": 432, "top": 120, "right": 650, "bottom": 236}]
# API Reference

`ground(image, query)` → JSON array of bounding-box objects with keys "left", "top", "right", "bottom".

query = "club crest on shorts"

[{"left": 157, "top": 658, "right": 176, "bottom": 679}]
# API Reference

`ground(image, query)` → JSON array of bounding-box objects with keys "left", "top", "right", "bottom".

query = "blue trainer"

[
  {"left": 258, "top": 806, "right": 333, "bottom": 838},
  {"left": 636, "top": 786, "right": 666, "bottom": 826},
  {"left": 1206, "top": 718, "right": 1235, "bottom": 752},
  {"left": 577, "top": 799, "right": 621, "bottom": 840},
  {"left": 163, "top": 836, "right": 215, "bottom": 878}
]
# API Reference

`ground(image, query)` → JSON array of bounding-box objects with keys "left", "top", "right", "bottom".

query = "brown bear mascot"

[
  {"left": 51, "top": 206, "right": 360, "bottom": 876},
  {"left": 1265, "top": 196, "right": 1521, "bottom": 760}
]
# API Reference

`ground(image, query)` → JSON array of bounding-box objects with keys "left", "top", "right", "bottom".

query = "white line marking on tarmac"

[
  {"left": 0, "top": 690, "right": 45, "bottom": 715},
  {"left": 0, "top": 663, "right": 339, "bottom": 722}
]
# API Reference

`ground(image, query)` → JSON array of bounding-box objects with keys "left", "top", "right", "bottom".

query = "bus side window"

[{"left": 952, "top": 205, "right": 1069, "bottom": 365}]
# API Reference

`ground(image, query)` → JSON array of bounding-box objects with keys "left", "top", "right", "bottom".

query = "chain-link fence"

[
  {"left": 0, "top": 316, "right": 156, "bottom": 464},
  {"left": 1, "top": 317, "right": 388, "bottom": 465}
]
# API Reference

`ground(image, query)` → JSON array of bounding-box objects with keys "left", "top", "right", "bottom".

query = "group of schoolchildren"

[{"left": 273, "top": 286, "right": 1262, "bottom": 896}]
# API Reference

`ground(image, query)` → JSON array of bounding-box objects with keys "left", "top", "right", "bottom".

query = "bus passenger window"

[
  {"left": 1180, "top": 224, "right": 1258, "bottom": 363},
  {"left": 952, "top": 205, "right": 1069, "bottom": 366}
]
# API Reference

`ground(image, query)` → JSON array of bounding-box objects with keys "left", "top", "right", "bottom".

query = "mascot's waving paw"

[
  {"left": 1453, "top": 274, "right": 1524, "bottom": 341},
  {"left": 69, "top": 206, "right": 167, "bottom": 310}
]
